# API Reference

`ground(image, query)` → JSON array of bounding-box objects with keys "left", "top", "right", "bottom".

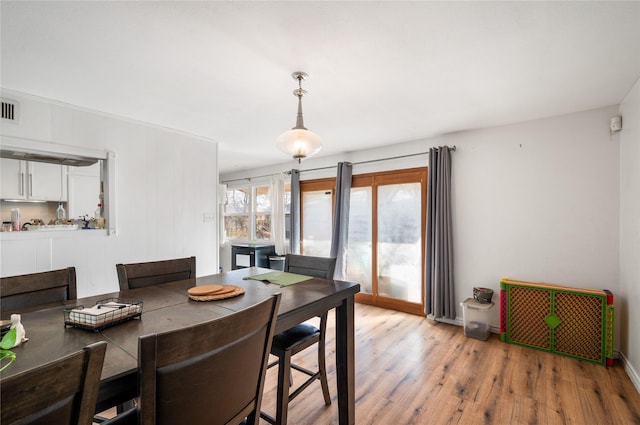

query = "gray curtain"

[
  {"left": 330, "top": 162, "right": 352, "bottom": 280},
  {"left": 289, "top": 169, "right": 301, "bottom": 255},
  {"left": 425, "top": 146, "right": 455, "bottom": 319}
]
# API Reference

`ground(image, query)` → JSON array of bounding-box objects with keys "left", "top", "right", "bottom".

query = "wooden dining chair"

[
  {"left": 101, "top": 293, "right": 281, "bottom": 425},
  {"left": 0, "top": 267, "right": 77, "bottom": 314},
  {"left": 1, "top": 341, "right": 107, "bottom": 425},
  {"left": 115, "top": 256, "right": 196, "bottom": 291},
  {"left": 261, "top": 254, "right": 336, "bottom": 425}
]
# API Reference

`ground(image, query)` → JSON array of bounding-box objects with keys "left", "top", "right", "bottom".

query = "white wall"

[
  {"left": 223, "top": 105, "right": 622, "bottom": 345},
  {"left": 0, "top": 90, "right": 219, "bottom": 296},
  {"left": 619, "top": 78, "right": 640, "bottom": 390},
  {"left": 451, "top": 107, "right": 620, "bottom": 320}
]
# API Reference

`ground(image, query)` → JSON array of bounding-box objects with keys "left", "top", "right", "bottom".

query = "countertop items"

[{"left": 23, "top": 224, "right": 79, "bottom": 231}]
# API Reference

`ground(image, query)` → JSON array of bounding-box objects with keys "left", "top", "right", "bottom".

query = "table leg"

[{"left": 335, "top": 295, "right": 355, "bottom": 425}]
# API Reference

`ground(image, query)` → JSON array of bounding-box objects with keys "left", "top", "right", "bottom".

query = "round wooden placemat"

[
  {"left": 188, "top": 284, "right": 226, "bottom": 296},
  {"left": 188, "top": 285, "right": 245, "bottom": 301}
]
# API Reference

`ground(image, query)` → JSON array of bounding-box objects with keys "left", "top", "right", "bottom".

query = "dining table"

[{"left": 0, "top": 267, "right": 360, "bottom": 425}]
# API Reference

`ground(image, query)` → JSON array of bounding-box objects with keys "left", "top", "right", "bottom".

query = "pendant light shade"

[
  {"left": 277, "top": 72, "right": 323, "bottom": 163},
  {"left": 277, "top": 128, "right": 323, "bottom": 162}
]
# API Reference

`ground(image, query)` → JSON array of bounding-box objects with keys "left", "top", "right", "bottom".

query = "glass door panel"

[
  {"left": 301, "top": 189, "right": 333, "bottom": 257},
  {"left": 377, "top": 182, "right": 422, "bottom": 303},
  {"left": 346, "top": 187, "right": 372, "bottom": 294}
]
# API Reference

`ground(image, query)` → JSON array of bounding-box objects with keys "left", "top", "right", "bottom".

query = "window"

[
  {"left": 224, "top": 186, "right": 271, "bottom": 241},
  {"left": 345, "top": 186, "right": 372, "bottom": 291},
  {"left": 284, "top": 182, "right": 291, "bottom": 240},
  {"left": 223, "top": 188, "right": 250, "bottom": 239},
  {"left": 223, "top": 182, "right": 290, "bottom": 243},
  {"left": 255, "top": 186, "right": 271, "bottom": 240},
  {"left": 300, "top": 178, "right": 335, "bottom": 257}
]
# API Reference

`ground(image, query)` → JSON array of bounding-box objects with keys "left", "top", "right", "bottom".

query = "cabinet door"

[
  {"left": 68, "top": 173, "right": 100, "bottom": 218},
  {"left": 67, "top": 163, "right": 100, "bottom": 219},
  {"left": 29, "top": 161, "right": 67, "bottom": 202},
  {"left": 0, "top": 158, "right": 27, "bottom": 200}
]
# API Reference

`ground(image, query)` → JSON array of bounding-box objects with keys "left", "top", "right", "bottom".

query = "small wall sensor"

[{"left": 610, "top": 116, "right": 622, "bottom": 134}]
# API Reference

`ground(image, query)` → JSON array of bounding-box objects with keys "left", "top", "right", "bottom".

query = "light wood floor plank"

[{"left": 259, "top": 303, "right": 640, "bottom": 425}]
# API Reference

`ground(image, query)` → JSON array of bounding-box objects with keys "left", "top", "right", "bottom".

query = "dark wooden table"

[{"left": 1, "top": 267, "right": 360, "bottom": 425}]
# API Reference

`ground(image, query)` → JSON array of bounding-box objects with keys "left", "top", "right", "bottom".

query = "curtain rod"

[
  {"left": 222, "top": 145, "right": 456, "bottom": 183},
  {"left": 290, "top": 145, "right": 456, "bottom": 175},
  {"left": 221, "top": 171, "right": 287, "bottom": 184}
]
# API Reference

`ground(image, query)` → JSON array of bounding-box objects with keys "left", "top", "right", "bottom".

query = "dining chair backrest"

[
  {"left": 284, "top": 254, "right": 336, "bottom": 279},
  {"left": 259, "top": 254, "right": 335, "bottom": 424},
  {"left": 0, "top": 267, "right": 77, "bottom": 313},
  {"left": 1, "top": 341, "right": 107, "bottom": 425},
  {"left": 137, "top": 293, "right": 281, "bottom": 425},
  {"left": 116, "top": 256, "right": 196, "bottom": 291}
]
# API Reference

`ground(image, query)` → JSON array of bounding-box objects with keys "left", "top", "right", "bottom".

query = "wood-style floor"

[{"left": 258, "top": 303, "right": 640, "bottom": 425}]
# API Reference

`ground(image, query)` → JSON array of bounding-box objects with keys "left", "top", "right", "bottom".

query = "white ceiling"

[{"left": 2, "top": 2, "right": 639, "bottom": 174}]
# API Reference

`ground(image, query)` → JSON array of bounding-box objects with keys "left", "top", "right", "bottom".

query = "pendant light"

[{"left": 277, "top": 72, "right": 323, "bottom": 163}]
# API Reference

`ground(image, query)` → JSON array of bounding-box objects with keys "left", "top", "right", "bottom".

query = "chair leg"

[
  {"left": 276, "top": 351, "right": 291, "bottom": 425},
  {"left": 318, "top": 336, "right": 331, "bottom": 406},
  {"left": 270, "top": 356, "right": 293, "bottom": 387}
]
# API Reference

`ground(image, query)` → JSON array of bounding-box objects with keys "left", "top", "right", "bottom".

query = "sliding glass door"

[
  {"left": 300, "top": 168, "right": 427, "bottom": 315},
  {"left": 349, "top": 168, "right": 427, "bottom": 315}
]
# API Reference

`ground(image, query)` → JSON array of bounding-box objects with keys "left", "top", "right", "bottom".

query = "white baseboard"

[
  {"left": 428, "top": 315, "right": 462, "bottom": 327},
  {"left": 619, "top": 352, "right": 640, "bottom": 394},
  {"left": 428, "top": 315, "right": 500, "bottom": 333}
]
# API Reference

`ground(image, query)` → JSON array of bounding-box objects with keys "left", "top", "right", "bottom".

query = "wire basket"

[{"left": 64, "top": 298, "right": 143, "bottom": 332}]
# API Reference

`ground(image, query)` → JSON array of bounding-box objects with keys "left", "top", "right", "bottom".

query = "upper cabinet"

[
  {"left": 30, "top": 161, "right": 68, "bottom": 201},
  {"left": 67, "top": 162, "right": 101, "bottom": 218},
  {"left": 0, "top": 158, "right": 67, "bottom": 202}
]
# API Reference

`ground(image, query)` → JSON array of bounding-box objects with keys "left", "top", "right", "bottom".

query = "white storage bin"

[{"left": 460, "top": 298, "right": 494, "bottom": 341}]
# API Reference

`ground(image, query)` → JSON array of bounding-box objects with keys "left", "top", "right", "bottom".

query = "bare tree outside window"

[
  {"left": 255, "top": 186, "right": 271, "bottom": 240},
  {"left": 223, "top": 185, "right": 287, "bottom": 242},
  {"left": 224, "top": 188, "right": 250, "bottom": 239}
]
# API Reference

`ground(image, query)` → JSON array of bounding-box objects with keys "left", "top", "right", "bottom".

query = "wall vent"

[{"left": 1, "top": 99, "right": 19, "bottom": 122}]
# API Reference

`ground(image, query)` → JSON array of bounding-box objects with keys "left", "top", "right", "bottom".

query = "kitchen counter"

[
  {"left": 0, "top": 228, "right": 106, "bottom": 240},
  {"left": 1, "top": 228, "right": 109, "bottom": 280}
]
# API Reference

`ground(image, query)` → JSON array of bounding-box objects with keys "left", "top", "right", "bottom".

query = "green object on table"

[
  {"left": 0, "top": 328, "right": 17, "bottom": 372},
  {"left": 245, "top": 271, "right": 313, "bottom": 286}
]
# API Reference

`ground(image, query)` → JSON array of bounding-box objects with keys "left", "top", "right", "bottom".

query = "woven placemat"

[{"left": 188, "top": 285, "right": 245, "bottom": 301}]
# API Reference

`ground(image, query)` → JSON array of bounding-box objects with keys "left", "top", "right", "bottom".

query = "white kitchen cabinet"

[
  {"left": 0, "top": 158, "right": 67, "bottom": 201},
  {"left": 1, "top": 158, "right": 24, "bottom": 199},
  {"left": 67, "top": 162, "right": 101, "bottom": 218},
  {"left": 30, "top": 161, "right": 67, "bottom": 201}
]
